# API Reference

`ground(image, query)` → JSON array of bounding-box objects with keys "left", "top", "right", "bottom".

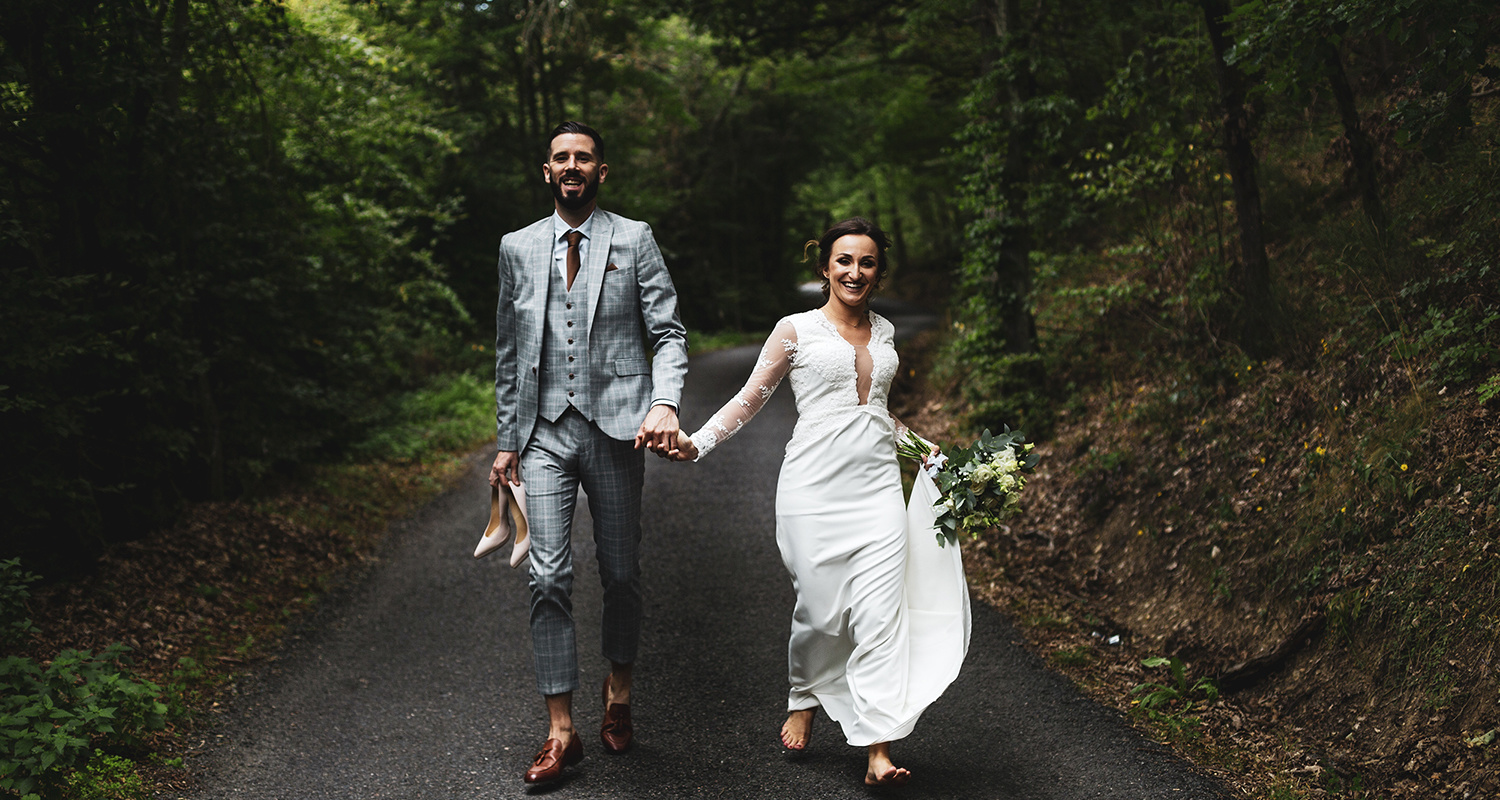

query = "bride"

[{"left": 670, "top": 217, "right": 970, "bottom": 786}]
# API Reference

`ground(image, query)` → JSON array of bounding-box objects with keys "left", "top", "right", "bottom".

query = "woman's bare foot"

[
  {"left": 780, "top": 709, "right": 815, "bottom": 750},
  {"left": 865, "top": 742, "right": 910, "bottom": 786}
]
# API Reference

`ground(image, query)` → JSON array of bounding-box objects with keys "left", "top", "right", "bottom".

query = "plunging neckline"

[
  {"left": 816, "top": 307, "right": 874, "bottom": 348},
  {"left": 815, "top": 308, "right": 875, "bottom": 406}
]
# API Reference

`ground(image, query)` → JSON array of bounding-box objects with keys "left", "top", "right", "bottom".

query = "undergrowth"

[{"left": 1, "top": 560, "right": 166, "bottom": 800}]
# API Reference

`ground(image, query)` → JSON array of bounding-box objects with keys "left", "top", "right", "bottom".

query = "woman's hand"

[
  {"left": 920, "top": 443, "right": 946, "bottom": 475},
  {"left": 670, "top": 432, "right": 699, "bottom": 462}
]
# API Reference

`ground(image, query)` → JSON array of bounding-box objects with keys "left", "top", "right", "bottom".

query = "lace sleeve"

[
  {"left": 888, "top": 411, "right": 911, "bottom": 442},
  {"left": 688, "top": 319, "right": 798, "bottom": 460}
]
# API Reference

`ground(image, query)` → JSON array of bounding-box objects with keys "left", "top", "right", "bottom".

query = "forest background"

[{"left": 1, "top": 0, "right": 1497, "bottom": 798}]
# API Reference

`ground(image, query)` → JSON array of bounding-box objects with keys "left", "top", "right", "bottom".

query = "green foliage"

[
  {"left": 0, "top": 0, "right": 470, "bottom": 564},
  {"left": 350, "top": 373, "right": 494, "bottom": 463},
  {"left": 912, "top": 426, "right": 1040, "bottom": 546},
  {"left": 1360, "top": 506, "right": 1498, "bottom": 693},
  {"left": 0, "top": 560, "right": 40, "bottom": 648},
  {"left": 1131, "top": 656, "right": 1219, "bottom": 739},
  {"left": 686, "top": 329, "right": 771, "bottom": 355},
  {"left": 0, "top": 566, "right": 165, "bottom": 800},
  {"left": 62, "top": 750, "right": 147, "bottom": 800},
  {"left": 1049, "top": 645, "right": 1095, "bottom": 667},
  {"left": 1135, "top": 656, "right": 1220, "bottom": 709},
  {"left": 160, "top": 657, "right": 213, "bottom": 723},
  {"left": 1478, "top": 375, "right": 1500, "bottom": 405},
  {"left": 1416, "top": 304, "right": 1498, "bottom": 386},
  {"left": 1228, "top": 0, "right": 1498, "bottom": 157},
  {"left": 949, "top": 343, "right": 1053, "bottom": 437}
]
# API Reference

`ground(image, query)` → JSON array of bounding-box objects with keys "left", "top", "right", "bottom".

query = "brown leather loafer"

[
  {"left": 600, "top": 675, "right": 633, "bottom": 753},
  {"left": 523, "top": 735, "right": 582, "bottom": 785}
]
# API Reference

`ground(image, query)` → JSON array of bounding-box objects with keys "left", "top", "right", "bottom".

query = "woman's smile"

[{"left": 825, "top": 233, "right": 881, "bottom": 309}]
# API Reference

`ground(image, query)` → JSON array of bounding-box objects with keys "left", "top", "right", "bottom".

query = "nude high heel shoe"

[
  {"left": 473, "top": 481, "right": 531, "bottom": 567},
  {"left": 473, "top": 483, "right": 512, "bottom": 559},
  {"left": 506, "top": 481, "right": 530, "bottom": 569}
]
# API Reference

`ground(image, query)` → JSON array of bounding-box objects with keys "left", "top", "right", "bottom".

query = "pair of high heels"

[{"left": 474, "top": 481, "right": 530, "bottom": 568}]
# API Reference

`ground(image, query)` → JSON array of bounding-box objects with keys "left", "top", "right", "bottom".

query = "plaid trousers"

[{"left": 520, "top": 408, "right": 645, "bottom": 696}]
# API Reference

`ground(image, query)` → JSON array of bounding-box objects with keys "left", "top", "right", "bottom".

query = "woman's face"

[{"left": 823, "top": 234, "right": 880, "bottom": 309}]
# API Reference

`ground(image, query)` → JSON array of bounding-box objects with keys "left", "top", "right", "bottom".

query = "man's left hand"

[{"left": 634, "top": 405, "right": 680, "bottom": 457}]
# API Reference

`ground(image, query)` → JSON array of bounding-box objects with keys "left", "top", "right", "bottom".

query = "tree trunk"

[
  {"left": 1320, "top": 40, "right": 1387, "bottom": 234},
  {"left": 1199, "top": 0, "right": 1274, "bottom": 356},
  {"left": 992, "top": 0, "right": 1037, "bottom": 355}
]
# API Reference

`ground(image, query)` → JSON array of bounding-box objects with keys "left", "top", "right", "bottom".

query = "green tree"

[{"left": 0, "top": 0, "right": 466, "bottom": 566}]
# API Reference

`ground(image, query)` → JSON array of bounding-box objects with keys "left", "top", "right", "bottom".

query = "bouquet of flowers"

[{"left": 897, "top": 426, "right": 1040, "bottom": 547}]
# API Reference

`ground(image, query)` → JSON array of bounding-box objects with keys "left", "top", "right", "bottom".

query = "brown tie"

[{"left": 563, "top": 230, "right": 583, "bottom": 291}]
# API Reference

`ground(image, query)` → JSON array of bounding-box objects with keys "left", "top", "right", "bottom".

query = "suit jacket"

[{"left": 494, "top": 208, "right": 688, "bottom": 451}]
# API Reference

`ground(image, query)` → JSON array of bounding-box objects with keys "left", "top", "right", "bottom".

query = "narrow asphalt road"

[{"left": 184, "top": 300, "right": 1228, "bottom": 799}]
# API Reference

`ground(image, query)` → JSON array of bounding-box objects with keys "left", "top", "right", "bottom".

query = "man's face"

[{"left": 543, "top": 133, "right": 607, "bottom": 211}]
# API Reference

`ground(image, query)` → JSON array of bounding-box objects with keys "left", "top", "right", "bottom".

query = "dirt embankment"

[{"left": 890, "top": 328, "right": 1500, "bottom": 799}]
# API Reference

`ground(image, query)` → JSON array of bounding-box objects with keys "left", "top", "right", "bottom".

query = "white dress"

[{"left": 690, "top": 308, "right": 971, "bottom": 746}]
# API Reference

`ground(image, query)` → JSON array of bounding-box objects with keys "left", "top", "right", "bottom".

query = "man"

[{"left": 490, "top": 121, "right": 688, "bottom": 785}]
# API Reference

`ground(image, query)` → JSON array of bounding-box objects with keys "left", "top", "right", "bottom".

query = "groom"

[{"left": 490, "top": 121, "right": 689, "bottom": 785}]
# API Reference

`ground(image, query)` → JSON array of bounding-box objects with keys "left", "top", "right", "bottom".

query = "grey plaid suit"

[{"left": 495, "top": 208, "right": 688, "bottom": 695}]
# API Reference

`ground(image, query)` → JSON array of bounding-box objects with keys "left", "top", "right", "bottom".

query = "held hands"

[{"left": 634, "top": 405, "right": 681, "bottom": 458}]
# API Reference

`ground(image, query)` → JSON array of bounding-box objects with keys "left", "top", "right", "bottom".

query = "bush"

[
  {"left": 941, "top": 323, "right": 1054, "bottom": 439},
  {"left": 62, "top": 750, "right": 146, "bottom": 800},
  {"left": 349, "top": 372, "right": 495, "bottom": 463},
  {"left": 0, "top": 560, "right": 39, "bottom": 648},
  {"left": 0, "top": 561, "right": 166, "bottom": 800}
]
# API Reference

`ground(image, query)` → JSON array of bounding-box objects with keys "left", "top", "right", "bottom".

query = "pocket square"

[{"left": 605, "top": 263, "right": 619, "bottom": 272}]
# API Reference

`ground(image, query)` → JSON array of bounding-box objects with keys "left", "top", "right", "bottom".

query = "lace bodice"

[{"left": 690, "top": 309, "right": 905, "bottom": 459}]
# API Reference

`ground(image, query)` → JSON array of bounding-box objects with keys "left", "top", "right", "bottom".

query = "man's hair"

[{"left": 545, "top": 121, "right": 604, "bottom": 161}]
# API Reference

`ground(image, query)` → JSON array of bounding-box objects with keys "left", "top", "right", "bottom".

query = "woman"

[{"left": 672, "top": 217, "right": 971, "bottom": 786}]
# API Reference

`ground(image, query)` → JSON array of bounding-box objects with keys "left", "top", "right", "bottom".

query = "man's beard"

[{"left": 551, "top": 171, "right": 600, "bottom": 211}]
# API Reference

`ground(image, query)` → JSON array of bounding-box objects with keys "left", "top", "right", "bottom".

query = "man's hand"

[
  {"left": 633, "top": 405, "right": 680, "bottom": 457},
  {"left": 490, "top": 450, "right": 520, "bottom": 487}
]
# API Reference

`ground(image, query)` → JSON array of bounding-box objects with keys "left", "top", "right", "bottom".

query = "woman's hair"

[{"left": 804, "top": 216, "right": 891, "bottom": 300}]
